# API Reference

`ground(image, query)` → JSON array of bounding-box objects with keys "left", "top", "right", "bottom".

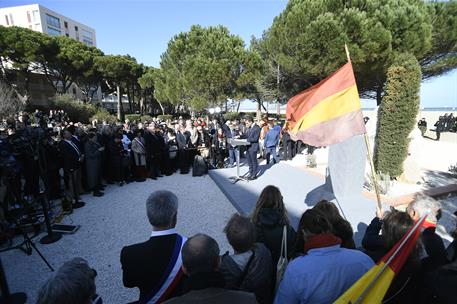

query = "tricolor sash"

[{"left": 140, "top": 235, "right": 186, "bottom": 304}]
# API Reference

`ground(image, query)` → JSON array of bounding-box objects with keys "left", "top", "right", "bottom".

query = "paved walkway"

[{"left": 2, "top": 174, "right": 236, "bottom": 304}]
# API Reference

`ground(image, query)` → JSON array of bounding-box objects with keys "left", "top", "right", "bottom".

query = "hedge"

[
  {"left": 157, "top": 114, "right": 173, "bottom": 121},
  {"left": 90, "top": 109, "right": 117, "bottom": 124},
  {"left": 373, "top": 53, "right": 421, "bottom": 177},
  {"left": 51, "top": 94, "right": 98, "bottom": 123}
]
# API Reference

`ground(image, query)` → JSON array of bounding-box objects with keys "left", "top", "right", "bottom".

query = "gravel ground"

[{"left": 1, "top": 173, "right": 236, "bottom": 304}]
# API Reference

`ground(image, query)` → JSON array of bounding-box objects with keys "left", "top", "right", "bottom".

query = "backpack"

[{"left": 192, "top": 155, "right": 208, "bottom": 176}]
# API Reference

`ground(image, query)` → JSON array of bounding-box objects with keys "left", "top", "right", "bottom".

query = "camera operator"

[
  {"left": 38, "top": 128, "right": 62, "bottom": 200},
  {"left": 0, "top": 128, "right": 22, "bottom": 225},
  {"left": 8, "top": 124, "right": 39, "bottom": 200}
]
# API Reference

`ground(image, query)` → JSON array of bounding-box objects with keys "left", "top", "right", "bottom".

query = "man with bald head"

[{"left": 164, "top": 234, "right": 257, "bottom": 304}]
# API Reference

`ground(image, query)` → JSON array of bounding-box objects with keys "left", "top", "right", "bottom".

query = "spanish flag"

[
  {"left": 334, "top": 214, "right": 427, "bottom": 304},
  {"left": 286, "top": 62, "right": 366, "bottom": 146}
]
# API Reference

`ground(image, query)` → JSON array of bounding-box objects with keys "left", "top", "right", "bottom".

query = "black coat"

[
  {"left": 144, "top": 131, "right": 162, "bottom": 156},
  {"left": 254, "top": 209, "right": 297, "bottom": 266},
  {"left": 120, "top": 233, "right": 184, "bottom": 302},
  {"left": 220, "top": 243, "right": 273, "bottom": 304},
  {"left": 430, "top": 259, "right": 457, "bottom": 304},
  {"left": 361, "top": 217, "right": 424, "bottom": 303},
  {"left": 58, "top": 140, "right": 81, "bottom": 171}
]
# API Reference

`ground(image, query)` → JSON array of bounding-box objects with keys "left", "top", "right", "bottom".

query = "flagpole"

[
  {"left": 353, "top": 213, "right": 428, "bottom": 304},
  {"left": 344, "top": 43, "right": 383, "bottom": 212}
]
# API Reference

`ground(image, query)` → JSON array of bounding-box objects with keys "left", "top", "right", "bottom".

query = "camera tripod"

[
  {"left": 0, "top": 175, "right": 54, "bottom": 272},
  {"left": 0, "top": 211, "right": 54, "bottom": 272}
]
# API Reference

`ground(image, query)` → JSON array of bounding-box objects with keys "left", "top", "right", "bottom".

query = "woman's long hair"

[
  {"left": 251, "top": 185, "right": 289, "bottom": 225},
  {"left": 313, "top": 200, "right": 355, "bottom": 248}
]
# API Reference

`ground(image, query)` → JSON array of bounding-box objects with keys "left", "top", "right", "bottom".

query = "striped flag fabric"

[
  {"left": 286, "top": 62, "right": 366, "bottom": 146},
  {"left": 334, "top": 215, "right": 427, "bottom": 304}
]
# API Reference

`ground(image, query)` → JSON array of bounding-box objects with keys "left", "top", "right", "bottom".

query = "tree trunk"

[
  {"left": 277, "top": 63, "right": 281, "bottom": 116},
  {"left": 277, "top": 98, "right": 281, "bottom": 116},
  {"left": 140, "top": 90, "right": 146, "bottom": 115},
  {"left": 157, "top": 100, "right": 165, "bottom": 115},
  {"left": 131, "top": 84, "right": 135, "bottom": 112},
  {"left": 117, "top": 85, "right": 124, "bottom": 122},
  {"left": 376, "top": 85, "right": 383, "bottom": 106},
  {"left": 126, "top": 85, "right": 133, "bottom": 113},
  {"left": 256, "top": 99, "right": 261, "bottom": 121}
]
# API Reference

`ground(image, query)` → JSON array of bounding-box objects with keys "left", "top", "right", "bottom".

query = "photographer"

[{"left": 38, "top": 128, "right": 62, "bottom": 200}]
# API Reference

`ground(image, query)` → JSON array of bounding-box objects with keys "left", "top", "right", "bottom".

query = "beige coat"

[{"left": 131, "top": 137, "right": 147, "bottom": 166}]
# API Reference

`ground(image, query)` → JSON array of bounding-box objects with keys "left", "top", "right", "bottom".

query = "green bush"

[
  {"left": 223, "top": 112, "right": 241, "bottom": 121},
  {"left": 157, "top": 114, "right": 173, "bottom": 121},
  {"left": 90, "top": 109, "right": 117, "bottom": 124},
  {"left": 374, "top": 53, "right": 421, "bottom": 177},
  {"left": 51, "top": 94, "right": 97, "bottom": 123},
  {"left": 125, "top": 114, "right": 141, "bottom": 122},
  {"left": 141, "top": 115, "right": 153, "bottom": 122}
]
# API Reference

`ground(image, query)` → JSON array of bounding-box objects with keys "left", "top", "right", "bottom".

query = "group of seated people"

[{"left": 36, "top": 187, "right": 457, "bottom": 304}]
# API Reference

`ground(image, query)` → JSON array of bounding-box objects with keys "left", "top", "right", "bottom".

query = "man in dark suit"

[
  {"left": 144, "top": 123, "right": 163, "bottom": 179},
  {"left": 59, "top": 129, "right": 85, "bottom": 208},
  {"left": 244, "top": 116, "right": 261, "bottom": 180},
  {"left": 121, "top": 190, "right": 186, "bottom": 304}
]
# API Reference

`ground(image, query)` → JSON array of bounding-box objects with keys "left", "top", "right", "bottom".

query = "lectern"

[{"left": 227, "top": 138, "right": 251, "bottom": 183}]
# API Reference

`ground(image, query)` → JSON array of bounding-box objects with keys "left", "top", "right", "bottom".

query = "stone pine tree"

[{"left": 373, "top": 53, "right": 422, "bottom": 178}]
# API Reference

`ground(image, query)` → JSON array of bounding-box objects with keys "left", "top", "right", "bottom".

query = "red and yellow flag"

[
  {"left": 334, "top": 215, "right": 427, "bottom": 304},
  {"left": 286, "top": 62, "right": 366, "bottom": 146}
]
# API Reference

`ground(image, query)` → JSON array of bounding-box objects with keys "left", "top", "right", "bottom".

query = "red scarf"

[
  {"left": 303, "top": 233, "right": 342, "bottom": 254},
  {"left": 421, "top": 220, "right": 437, "bottom": 230}
]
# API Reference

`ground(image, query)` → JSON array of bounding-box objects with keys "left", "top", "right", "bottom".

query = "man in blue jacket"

[
  {"left": 264, "top": 121, "right": 280, "bottom": 165},
  {"left": 244, "top": 116, "right": 261, "bottom": 180}
]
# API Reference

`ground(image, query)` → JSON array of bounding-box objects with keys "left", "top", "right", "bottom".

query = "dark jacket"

[
  {"left": 144, "top": 131, "right": 162, "bottom": 156},
  {"left": 220, "top": 243, "right": 273, "bottom": 304},
  {"left": 120, "top": 233, "right": 185, "bottom": 302},
  {"left": 361, "top": 217, "right": 423, "bottom": 303},
  {"left": 430, "top": 259, "right": 457, "bottom": 304},
  {"left": 245, "top": 124, "right": 261, "bottom": 152},
  {"left": 58, "top": 140, "right": 81, "bottom": 171},
  {"left": 421, "top": 227, "right": 448, "bottom": 272},
  {"left": 164, "top": 272, "right": 257, "bottom": 304},
  {"left": 254, "top": 209, "right": 296, "bottom": 266}
]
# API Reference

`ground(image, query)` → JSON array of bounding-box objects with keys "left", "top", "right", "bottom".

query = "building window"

[
  {"left": 32, "top": 10, "right": 39, "bottom": 22},
  {"left": 27, "top": 11, "right": 31, "bottom": 23},
  {"left": 64, "top": 21, "right": 68, "bottom": 28},
  {"left": 75, "top": 25, "right": 78, "bottom": 31},
  {"left": 83, "top": 38, "right": 93, "bottom": 46},
  {"left": 65, "top": 33, "right": 69, "bottom": 37},
  {"left": 47, "top": 27, "right": 61, "bottom": 36},
  {"left": 46, "top": 14, "right": 60, "bottom": 29},
  {"left": 34, "top": 23, "right": 41, "bottom": 30},
  {"left": 4, "top": 15, "right": 8, "bottom": 25}
]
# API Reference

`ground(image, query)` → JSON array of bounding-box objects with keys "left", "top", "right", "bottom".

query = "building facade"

[{"left": 0, "top": 4, "right": 100, "bottom": 105}]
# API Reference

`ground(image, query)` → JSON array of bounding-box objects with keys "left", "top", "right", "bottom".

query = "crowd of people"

[
  {"left": 35, "top": 188, "right": 456, "bottom": 304},
  {"left": 0, "top": 109, "right": 310, "bottom": 225}
]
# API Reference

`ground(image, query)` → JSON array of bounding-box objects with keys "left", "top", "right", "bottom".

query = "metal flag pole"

[{"left": 344, "top": 43, "right": 383, "bottom": 211}]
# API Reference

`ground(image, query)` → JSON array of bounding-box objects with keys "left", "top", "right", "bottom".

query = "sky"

[{"left": 1, "top": 0, "right": 456, "bottom": 108}]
